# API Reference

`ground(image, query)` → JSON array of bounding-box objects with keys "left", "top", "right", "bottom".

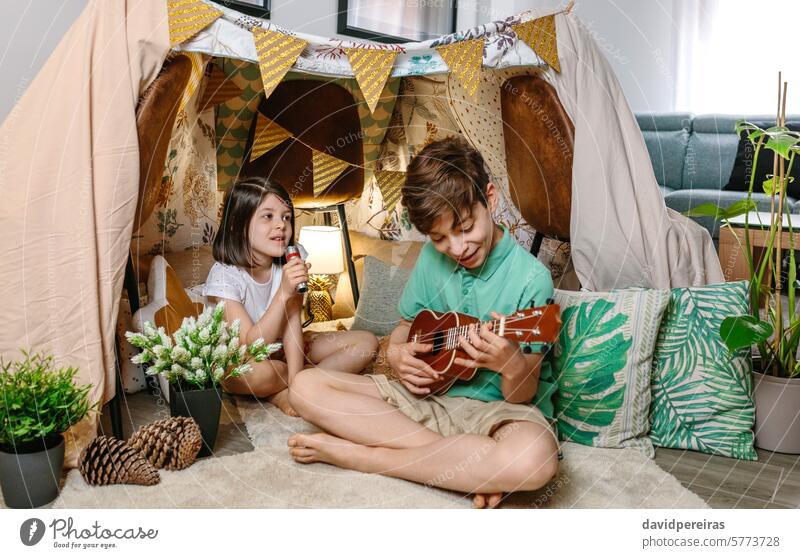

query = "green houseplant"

[
  {"left": 0, "top": 351, "right": 95, "bottom": 508},
  {"left": 686, "top": 82, "right": 800, "bottom": 452},
  {"left": 126, "top": 302, "right": 281, "bottom": 456}
]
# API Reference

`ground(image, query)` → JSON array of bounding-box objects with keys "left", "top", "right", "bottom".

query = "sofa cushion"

[
  {"left": 664, "top": 189, "right": 796, "bottom": 239},
  {"left": 724, "top": 122, "right": 800, "bottom": 196},
  {"left": 636, "top": 113, "right": 692, "bottom": 190},
  {"left": 682, "top": 116, "right": 741, "bottom": 191},
  {"left": 682, "top": 114, "right": 800, "bottom": 191}
]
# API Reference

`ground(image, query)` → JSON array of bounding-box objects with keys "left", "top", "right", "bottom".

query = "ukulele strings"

[{"left": 411, "top": 315, "right": 546, "bottom": 345}]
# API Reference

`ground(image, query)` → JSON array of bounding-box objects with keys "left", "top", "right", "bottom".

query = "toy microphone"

[{"left": 285, "top": 246, "right": 308, "bottom": 293}]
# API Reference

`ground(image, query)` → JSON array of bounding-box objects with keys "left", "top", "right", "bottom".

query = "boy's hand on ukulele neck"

[
  {"left": 386, "top": 341, "right": 440, "bottom": 396},
  {"left": 454, "top": 312, "right": 526, "bottom": 378}
]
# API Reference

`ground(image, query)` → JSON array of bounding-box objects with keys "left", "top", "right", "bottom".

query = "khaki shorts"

[{"left": 367, "top": 374, "right": 559, "bottom": 448}]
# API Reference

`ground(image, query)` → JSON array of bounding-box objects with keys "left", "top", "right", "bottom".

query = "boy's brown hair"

[{"left": 402, "top": 136, "right": 490, "bottom": 234}]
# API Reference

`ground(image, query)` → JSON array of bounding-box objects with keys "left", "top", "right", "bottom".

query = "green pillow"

[
  {"left": 352, "top": 256, "right": 412, "bottom": 337},
  {"left": 650, "top": 281, "right": 757, "bottom": 460},
  {"left": 553, "top": 288, "right": 671, "bottom": 456}
]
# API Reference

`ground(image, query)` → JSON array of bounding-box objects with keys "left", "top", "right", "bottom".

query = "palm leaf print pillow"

[
  {"left": 553, "top": 288, "right": 671, "bottom": 456},
  {"left": 650, "top": 281, "right": 756, "bottom": 460}
]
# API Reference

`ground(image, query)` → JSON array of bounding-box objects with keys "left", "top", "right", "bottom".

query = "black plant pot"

[
  {"left": 0, "top": 434, "right": 64, "bottom": 508},
  {"left": 169, "top": 383, "right": 222, "bottom": 458}
]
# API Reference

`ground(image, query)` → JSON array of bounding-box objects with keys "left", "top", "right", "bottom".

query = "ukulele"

[{"left": 406, "top": 303, "right": 562, "bottom": 395}]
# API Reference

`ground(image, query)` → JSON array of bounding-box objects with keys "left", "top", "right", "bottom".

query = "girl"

[{"left": 203, "top": 176, "right": 378, "bottom": 416}]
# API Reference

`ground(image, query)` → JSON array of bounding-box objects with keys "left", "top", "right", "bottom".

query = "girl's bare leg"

[
  {"left": 222, "top": 359, "right": 297, "bottom": 416},
  {"left": 306, "top": 330, "right": 378, "bottom": 374}
]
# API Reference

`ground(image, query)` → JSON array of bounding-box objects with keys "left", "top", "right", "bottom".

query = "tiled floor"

[{"left": 100, "top": 390, "right": 800, "bottom": 508}]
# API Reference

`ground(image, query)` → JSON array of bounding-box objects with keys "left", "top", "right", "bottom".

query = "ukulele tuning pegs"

[
  {"left": 522, "top": 344, "right": 533, "bottom": 354},
  {"left": 540, "top": 343, "right": 550, "bottom": 354},
  {"left": 546, "top": 298, "right": 555, "bottom": 305}
]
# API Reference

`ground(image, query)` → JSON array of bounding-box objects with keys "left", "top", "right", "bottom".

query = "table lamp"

[{"left": 298, "top": 225, "right": 345, "bottom": 322}]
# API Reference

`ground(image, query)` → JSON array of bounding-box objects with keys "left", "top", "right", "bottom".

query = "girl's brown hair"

[
  {"left": 212, "top": 176, "right": 296, "bottom": 267},
  {"left": 402, "top": 136, "right": 490, "bottom": 234}
]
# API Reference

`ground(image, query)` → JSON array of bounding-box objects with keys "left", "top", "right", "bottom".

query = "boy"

[{"left": 287, "top": 137, "right": 559, "bottom": 508}]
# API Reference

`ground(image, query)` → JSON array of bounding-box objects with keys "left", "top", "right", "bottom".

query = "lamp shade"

[{"left": 298, "top": 226, "right": 345, "bottom": 274}]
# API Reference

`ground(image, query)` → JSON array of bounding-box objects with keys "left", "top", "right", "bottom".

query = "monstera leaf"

[{"left": 554, "top": 299, "right": 632, "bottom": 446}]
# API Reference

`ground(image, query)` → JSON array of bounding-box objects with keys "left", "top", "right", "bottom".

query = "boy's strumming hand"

[
  {"left": 454, "top": 312, "right": 527, "bottom": 378},
  {"left": 386, "top": 341, "right": 440, "bottom": 395}
]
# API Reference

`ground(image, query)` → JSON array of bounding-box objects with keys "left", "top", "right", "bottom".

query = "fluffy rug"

[{"left": 33, "top": 400, "right": 708, "bottom": 508}]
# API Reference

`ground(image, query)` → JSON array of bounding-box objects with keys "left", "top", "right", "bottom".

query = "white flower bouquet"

[{"left": 125, "top": 302, "right": 281, "bottom": 390}]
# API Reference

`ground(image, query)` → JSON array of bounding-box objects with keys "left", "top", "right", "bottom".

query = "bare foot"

[
  {"left": 287, "top": 432, "right": 363, "bottom": 469},
  {"left": 473, "top": 492, "right": 504, "bottom": 509},
  {"left": 268, "top": 389, "right": 299, "bottom": 417}
]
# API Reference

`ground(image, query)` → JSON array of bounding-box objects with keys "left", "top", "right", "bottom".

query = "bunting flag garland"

[
  {"left": 198, "top": 65, "right": 244, "bottom": 112},
  {"left": 177, "top": 52, "right": 207, "bottom": 114},
  {"left": 512, "top": 15, "right": 561, "bottom": 72},
  {"left": 374, "top": 170, "right": 405, "bottom": 212},
  {"left": 252, "top": 27, "right": 308, "bottom": 100},
  {"left": 434, "top": 38, "right": 485, "bottom": 96},
  {"left": 344, "top": 48, "right": 398, "bottom": 115},
  {"left": 250, "top": 113, "right": 294, "bottom": 162},
  {"left": 312, "top": 150, "right": 350, "bottom": 197},
  {"left": 167, "top": 0, "right": 223, "bottom": 47}
]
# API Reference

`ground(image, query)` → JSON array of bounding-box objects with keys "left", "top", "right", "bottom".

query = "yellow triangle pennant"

[
  {"left": 344, "top": 48, "right": 398, "bottom": 114},
  {"left": 513, "top": 15, "right": 561, "bottom": 72},
  {"left": 177, "top": 52, "right": 207, "bottom": 114},
  {"left": 250, "top": 113, "right": 293, "bottom": 161},
  {"left": 434, "top": 38, "right": 484, "bottom": 96},
  {"left": 374, "top": 171, "right": 405, "bottom": 212},
  {"left": 252, "top": 27, "right": 308, "bottom": 100},
  {"left": 312, "top": 150, "right": 350, "bottom": 197},
  {"left": 167, "top": 0, "right": 223, "bottom": 47},
  {"left": 198, "top": 65, "right": 244, "bottom": 112}
]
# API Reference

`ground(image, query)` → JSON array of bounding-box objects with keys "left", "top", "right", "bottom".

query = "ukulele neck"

[{"left": 439, "top": 311, "right": 543, "bottom": 351}]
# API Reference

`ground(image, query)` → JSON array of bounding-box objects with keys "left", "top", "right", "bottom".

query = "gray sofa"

[{"left": 636, "top": 113, "right": 800, "bottom": 241}]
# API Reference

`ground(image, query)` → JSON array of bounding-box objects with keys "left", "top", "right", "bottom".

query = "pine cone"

[
  {"left": 79, "top": 436, "right": 160, "bottom": 486},
  {"left": 129, "top": 417, "right": 202, "bottom": 470}
]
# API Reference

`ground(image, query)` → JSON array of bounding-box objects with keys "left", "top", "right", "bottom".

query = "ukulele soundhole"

[{"left": 432, "top": 330, "right": 446, "bottom": 355}]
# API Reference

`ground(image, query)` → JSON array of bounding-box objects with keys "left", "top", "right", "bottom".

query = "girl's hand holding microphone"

[{"left": 281, "top": 246, "right": 310, "bottom": 298}]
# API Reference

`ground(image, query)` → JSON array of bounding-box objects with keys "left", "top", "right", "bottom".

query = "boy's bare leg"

[
  {"left": 289, "top": 368, "right": 442, "bottom": 449},
  {"left": 222, "top": 359, "right": 297, "bottom": 416},
  {"left": 288, "top": 421, "right": 558, "bottom": 496},
  {"left": 290, "top": 368, "right": 506, "bottom": 507},
  {"left": 307, "top": 331, "right": 378, "bottom": 374},
  {"left": 289, "top": 369, "right": 558, "bottom": 496}
]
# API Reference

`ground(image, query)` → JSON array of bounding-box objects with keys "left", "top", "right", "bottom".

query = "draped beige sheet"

[
  {"left": 543, "top": 11, "right": 724, "bottom": 290},
  {"left": 0, "top": 0, "right": 169, "bottom": 467}
]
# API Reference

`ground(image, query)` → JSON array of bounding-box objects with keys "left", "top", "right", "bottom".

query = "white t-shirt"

[{"left": 202, "top": 244, "right": 308, "bottom": 323}]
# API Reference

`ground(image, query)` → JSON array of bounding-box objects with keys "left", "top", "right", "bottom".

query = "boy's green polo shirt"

[{"left": 398, "top": 226, "right": 556, "bottom": 419}]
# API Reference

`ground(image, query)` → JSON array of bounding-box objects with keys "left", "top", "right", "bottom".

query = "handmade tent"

[{"left": 0, "top": 0, "right": 723, "bottom": 467}]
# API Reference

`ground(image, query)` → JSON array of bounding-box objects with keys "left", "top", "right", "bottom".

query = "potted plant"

[
  {"left": 0, "top": 351, "right": 95, "bottom": 508},
  {"left": 126, "top": 302, "right": 280, "bottom": 457},
  {"left": 687, "top": 80, "right": 800, "bottom": 453}
]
